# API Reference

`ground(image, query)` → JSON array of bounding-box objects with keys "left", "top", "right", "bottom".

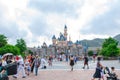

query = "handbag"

[{"left": 44, "top": 66, "right": 46, "bottom": 69}]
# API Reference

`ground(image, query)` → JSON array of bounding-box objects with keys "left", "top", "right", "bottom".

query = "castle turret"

[
  {"left": 52, "top": 35, "right": 57, "bottom": 45},
  {"left": 64, "top": 25, "right": 68, "bottom": 41}
]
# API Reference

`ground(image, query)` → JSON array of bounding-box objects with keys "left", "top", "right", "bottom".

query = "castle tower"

[
  {"left": 52, "top": 35, "right": 56, "bottom": 45},
  {"left": 64, "top": 25, "right": 68, "bottom": 41}
]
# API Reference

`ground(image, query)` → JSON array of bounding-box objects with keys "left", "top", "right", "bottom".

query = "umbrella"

[
  {"left": 2, "top": 53, "right": 13, "bottom": 58},
  {"left": 4, "top": 53, "right": 13, "bottom": 56}
]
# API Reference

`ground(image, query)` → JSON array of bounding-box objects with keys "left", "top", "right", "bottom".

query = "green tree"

[
  {"left": 0, "top": 44, "right": 20, "bottom": 55},
  {"left": 28, "top": 50, "right": 33, "bottom": 55},
  {"left": 88, "top": 50, "right": 94, "bottom": 56},
  {"left": 15, "top": 38, "right": 27, "bottom": 53},
  {"left": 119, "top": 48, "right": 120, "bottom": 56},
  {"left": 0, "top": 34, "right": 7, "bottom": 48},
  {"left": 100, "top": 37, "right": 119, "bottom": 57}
]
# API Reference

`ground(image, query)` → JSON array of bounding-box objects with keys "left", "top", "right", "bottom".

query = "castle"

[
  {"left": 28, "top": 25, "right": 87, "bottom": 56},
  {"left": 51, "top": 25, "right": 84, "bottom": 55}
]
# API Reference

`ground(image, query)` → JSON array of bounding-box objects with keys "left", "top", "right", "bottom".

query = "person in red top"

[
  {"left": 16, "top": 56, "right": 19, "bottom": 61},
  {"left": 28, "top": 55, "right": 32, "bottom": 62}
]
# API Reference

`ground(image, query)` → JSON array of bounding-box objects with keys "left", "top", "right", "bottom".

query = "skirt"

[{"left": 93, "top": 68, "right": 102, "bottom": 78}]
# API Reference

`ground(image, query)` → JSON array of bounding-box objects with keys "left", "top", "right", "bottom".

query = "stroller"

[{"left": 104, "top": 67, "right": 119, "bottom": 80}]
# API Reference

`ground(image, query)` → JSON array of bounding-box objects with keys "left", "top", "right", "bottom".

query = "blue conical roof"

[
  {"left": 64, "top": 25, "right": 67, "bottom": 29},
  {"left": 52, "top": 35, "right": 56, "bottom": 39}
]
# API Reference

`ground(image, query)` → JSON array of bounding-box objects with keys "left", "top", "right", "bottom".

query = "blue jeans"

[{"left": 34, "top": 66, "right": 38, "bottom": 76}]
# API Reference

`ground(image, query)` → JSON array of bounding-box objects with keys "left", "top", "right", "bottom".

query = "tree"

[
  {"left": 28, "top": 50, "right": 33, "bottom": 55},
  {"left": 100, "top": 37, "right": 119, "bottom": 57},
  {"left": 0, "top": 44, "right": 20, "bottom": 55},
  {"left": 0, "top": 34, "right": 7, "bottom": 48},
  {"left": 15, "top": 38, "right": 27, "bottom": 53},
  {"left": 88, "top": 50, "right": 94, "bottom": 56}
]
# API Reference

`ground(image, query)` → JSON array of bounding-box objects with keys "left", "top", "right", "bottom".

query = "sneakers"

[
  {"left": 13, "top": 76, "right": 17, "bottom": 78},
  {"left": 22, "top": 76, "right": 26, "bottom": 78},
  {"left": 83, "top": 67, "right": 85, "bottom": 69},
  {"left": 82, "top": 67, "right": 89, "bottom": 69},
  {"left": 13, "top": 75, "right": 26, "bottom": 78}
]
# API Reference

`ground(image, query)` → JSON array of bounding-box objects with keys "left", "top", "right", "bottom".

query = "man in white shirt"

[{"left": 13, "top": 56, "right": 26, "bottom": 78}]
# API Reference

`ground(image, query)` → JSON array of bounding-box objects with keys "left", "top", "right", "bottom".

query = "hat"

[{"left": 18, "top": 55, "right": 22, "bottom": 58}]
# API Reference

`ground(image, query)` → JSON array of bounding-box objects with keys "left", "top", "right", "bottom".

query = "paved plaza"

[{"left": 9, "top": 60, "right": 120, "bottom": 80}]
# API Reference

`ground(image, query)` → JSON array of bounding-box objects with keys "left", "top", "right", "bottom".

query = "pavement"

[
  {"left": 9, "top": 60, "right": 120, "bottom": 80},
  {"left": 9, "top": 69, "right": 120, "bottom": 80}
]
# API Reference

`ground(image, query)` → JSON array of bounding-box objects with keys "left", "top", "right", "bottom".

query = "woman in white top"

[
  {"left": 2, "top": 57, "right": 7, "bottom": 66},
  {"left": 41, "top": 57, "right": 47, "bottom": 69}
]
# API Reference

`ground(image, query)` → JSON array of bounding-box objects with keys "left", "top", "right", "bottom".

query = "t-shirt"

[
  {"left": 34, "top": 58, "right": 40, "bottom": 67},
  {"left": 84, "top": 57, "right": 88, "bottom": 62}
]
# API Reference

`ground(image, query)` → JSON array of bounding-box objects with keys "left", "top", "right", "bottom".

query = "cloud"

[
  {"left": 80, "top": 0, "right": 120, "bottom": 37},
  {"left": 0, "top": 0, "right": 30, "bottom": 45},
  {"left": 28, "top": 0, "right": 82, "bottom": 15},
  {"left": 0, "top": 0, "right": 120, "bottom": 47},
  {"left": 0, "top": 5, "right": 20, "bottom": 39},
  {"left": 65, "top": 0, "right": 116, "bottom": 41}
]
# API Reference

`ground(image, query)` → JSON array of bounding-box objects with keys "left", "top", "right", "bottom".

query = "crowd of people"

[
  {"left": 0, "top": 54, "right": 47, "bottom": 79},
  {"left": 0, "top": 53, "right": 119, "bottom": 80},
  {"left": 92, "top": 57, "right": 119, "bottom": 80}
]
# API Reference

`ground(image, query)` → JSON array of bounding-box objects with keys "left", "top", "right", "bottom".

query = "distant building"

[
  {"left": 28, "top": 25, "right": 89, "bottom": 56},
  {"left": 47, "top": 25, "right": 85, "bottom": 56}
]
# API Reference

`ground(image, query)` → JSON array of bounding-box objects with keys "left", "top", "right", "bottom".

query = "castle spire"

[{"left": 64, "top": 25, "right": 68, "bottom": 41}]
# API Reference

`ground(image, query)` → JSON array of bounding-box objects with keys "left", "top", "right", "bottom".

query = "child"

[
  {"left": 25, "top": 58, "right": 31, "bottom": 76},
  {"left": 110, "top": 67, "right": 118, "bottom": 80}
]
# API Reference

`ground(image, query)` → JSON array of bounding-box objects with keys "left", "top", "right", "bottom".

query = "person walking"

[
  {"left": 70, "top": 55, "right": 74, "bottom": 71},
  {"left": 24, "top": 56, "right": 31, "bottom": 76},
  {"left": 48, "top": 56, "right": 53, "bottom": 66},
  {"left": 13, "top": 55, "right": 26, "bottom": 78},
  {"left": 92, "top": 57, "right": 104, "bottom": 80},
  {"left": 83, "top": 55, "right": 89, "bottom": 69},
  {"left": 32, "top": 55, "right": 40, "bottom": 76},
  {"left": 30, "top": 55, "right": 35, "bottom": 73},
  {"left": 40, "top": 57, "right": 47, "bottom": 69}
]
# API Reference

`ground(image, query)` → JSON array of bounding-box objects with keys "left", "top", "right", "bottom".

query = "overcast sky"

[{"left": 0, "top": 0, "right": 120, "bottom": 47}]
